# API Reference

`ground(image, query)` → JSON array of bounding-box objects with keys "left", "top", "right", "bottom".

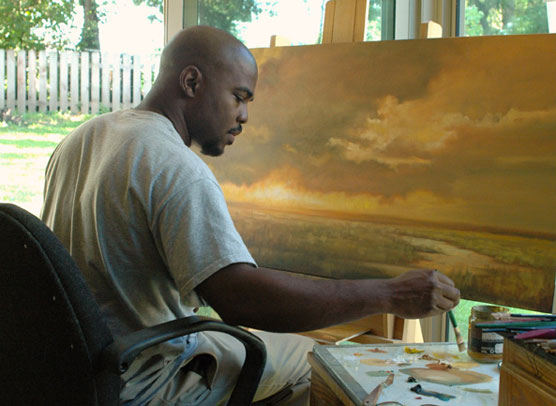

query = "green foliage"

[
  {"left": 465, "top": 0, "right": 548, "bottom": 36},
  {"left": 132, "top": 0, "right": 267, "bottom": 35},
  {"left": 0, "top": 0, "right": 75, "bottom": 50},
  {"left": 77, "top": 0, "right": 102, "bottom": 50},
  {"left": 198, "top": 0, "right": 262, "bottom": 35},
  {"left": 366, "top": 1, "right": 382, "bottom": 41},
  {"left": 465, "top": 5, "right": 485, "bottom": 36}
]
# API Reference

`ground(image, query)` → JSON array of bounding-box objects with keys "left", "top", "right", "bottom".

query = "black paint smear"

[{"left": 410, "top": 384, "right": 455, "bottom": 402}]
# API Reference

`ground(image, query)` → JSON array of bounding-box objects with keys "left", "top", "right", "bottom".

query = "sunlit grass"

[
  {"left": 0, "top": 139, "right": 59, "bottom": 148},
  {"left": 0, "top": 111, "right": 91, "bottom": 215}
]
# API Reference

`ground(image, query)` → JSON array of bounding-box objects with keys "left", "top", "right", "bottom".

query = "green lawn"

[{"left": 0, "top": 112, "right": 91, "bottom": 216}]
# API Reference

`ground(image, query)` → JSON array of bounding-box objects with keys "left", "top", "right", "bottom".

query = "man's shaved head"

[{"left": 158, "top": 25, "right": 257, "bottom": 82}]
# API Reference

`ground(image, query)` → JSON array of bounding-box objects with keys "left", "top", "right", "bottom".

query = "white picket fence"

[{"left": 0, "top": 49, "right": 160, "bottom": 115}]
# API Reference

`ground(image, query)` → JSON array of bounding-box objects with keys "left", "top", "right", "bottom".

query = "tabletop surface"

[{"left": 313, "top": 342, "right": 500, "bottom": 406}]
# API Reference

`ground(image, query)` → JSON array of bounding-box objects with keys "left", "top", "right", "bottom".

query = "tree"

[
  {"left": 199, "top": 0, "right": 262, "bottom": 35},
  {"left": 465, "top": 0, "right": 548, "bottom": 36},
  {"left": 77, "top": 0, "right": 102, "bottom": 50},
  {"left": 366, "top": 1, "right": 383, "bottom": 41},
  {"left": 132, "top": 0, "right": 265, "bottom": 36},
  {"left": 72, "top": 0, "right": 265, "bottom": 50},
  {"left": 0, "top": 0, "right": 75, "bottom": 50}
]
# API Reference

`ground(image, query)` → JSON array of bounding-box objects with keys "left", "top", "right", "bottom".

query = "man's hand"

[{"left": 385, "top": 269, "right": 460, "bottom": 319}]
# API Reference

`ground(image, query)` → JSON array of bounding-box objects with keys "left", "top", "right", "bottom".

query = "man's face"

[{"left": 189, "top": 57, "right": 257, "bottom": 157}]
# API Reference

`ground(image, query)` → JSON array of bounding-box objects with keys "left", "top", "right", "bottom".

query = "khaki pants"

[{"left": 122, "top": 331, "right": 314, "bottom": 406}]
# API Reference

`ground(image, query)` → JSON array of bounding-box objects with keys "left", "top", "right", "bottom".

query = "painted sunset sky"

[{"left": 203, "top": 34, "right": 556, "bottom": 237}]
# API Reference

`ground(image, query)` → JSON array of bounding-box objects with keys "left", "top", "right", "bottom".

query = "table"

[
  {"left": 499, "top": 335, "right": 556, "bottom": 406},
  {"left": 309, "top": 342, "right": 500, "bottom": 406}
]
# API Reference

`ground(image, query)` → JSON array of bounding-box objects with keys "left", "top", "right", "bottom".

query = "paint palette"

[{"left": 313, "top": 342, "right": 500, "bottom": 405}]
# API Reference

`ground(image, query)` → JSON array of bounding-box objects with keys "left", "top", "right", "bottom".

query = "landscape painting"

[{"left": 201, "top": 34, "right": 556, "bottom": 312}]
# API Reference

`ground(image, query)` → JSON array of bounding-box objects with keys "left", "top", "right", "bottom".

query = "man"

[{"left": 42, "top": 26, "right": 460, "bottom": 406}]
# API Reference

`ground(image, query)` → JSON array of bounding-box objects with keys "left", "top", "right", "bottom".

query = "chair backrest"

[{"left": 0, "top": 203, "right": 119, "bottom": 406}]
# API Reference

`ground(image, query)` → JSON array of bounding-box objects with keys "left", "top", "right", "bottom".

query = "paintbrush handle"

[
  {"left": 447, "top": 310, "right": 466, "bottom": 352},
  {"left": 363, "top": 384, "right": 383, "bottom": 406},
  {"left": 453, "top": 325, "right": 466, "bottom": 352},
  {"left": 448, "top": 310, "right": 458, "bottom": 327},
  {"left": 363, "top": 374, "right": 394, "bottom": 406}
]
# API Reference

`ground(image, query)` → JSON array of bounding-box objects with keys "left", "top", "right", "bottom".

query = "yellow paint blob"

[
  {"left": 452, "top": 361, "right": 480, "bottom": 369},
  {"left": 404, "top": 346, "right": 425, "bottom": 354},
  {"left": 431, "top": 352, "right": 460, "bottom": 360}
]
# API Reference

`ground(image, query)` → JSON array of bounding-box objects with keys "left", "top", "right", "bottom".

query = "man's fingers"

[
  {"left": 441, "top": 285, "right": 460, "bottom": 302},
  {"left": 433, "top": 283, "right": 460, "bottom": 311},
  {"left": 434, "top": 270, "right": 456, "bottom": 287},
  {"left": 434, "top": 295, "right": 458, "bottom": 312}
]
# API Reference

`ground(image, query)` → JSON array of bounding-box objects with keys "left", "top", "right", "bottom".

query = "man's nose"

[{"left": 238, "top": 104, "right": 248, "bottom": 124}]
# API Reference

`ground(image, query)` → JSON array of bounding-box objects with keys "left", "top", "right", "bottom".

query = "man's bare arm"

[{"left": 195, "top": 265, "right": 460, "bottom": 333}]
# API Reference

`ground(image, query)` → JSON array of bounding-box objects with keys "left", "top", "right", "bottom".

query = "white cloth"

[{"left": 41, "top": 110, "right": 313, "bottom": 406}]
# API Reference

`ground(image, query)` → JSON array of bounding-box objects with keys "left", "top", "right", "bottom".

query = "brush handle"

[
  {"left": 447, "top": 310, "right": 458, "bottom": 327},
  {"left": 447, "top": 310, "right": 467, "bottom": 352},
  {"left": 453, "top": 326, "right": 466, "bottom": 351}
]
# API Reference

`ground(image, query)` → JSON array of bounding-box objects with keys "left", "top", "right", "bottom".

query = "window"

[
  {"left": 461, "top": 0, "right": 552, "bottom": 36},
  {"left": 167, "top": 0, "right": 555, "bottom": 44},
  {"left": 196, "top": 0, "right": 327, "bottom": 48},
  {"left": 366, "top": 0, "right": 396, "bottom": 40},
  {"left": 196, "top": 0, "right": 395, "bottom": 47},
  {"left": 169, "top": 1, "right": 397, "bottom": 47}
]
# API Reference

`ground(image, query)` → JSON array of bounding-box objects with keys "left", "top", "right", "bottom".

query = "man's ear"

[{"left": 180, "top": 65, "right": 202, "bottom": 97}]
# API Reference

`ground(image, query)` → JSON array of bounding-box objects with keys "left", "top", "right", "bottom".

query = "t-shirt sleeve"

[{"left": 152, "top": 177, "right": 256, "bottom": 305}]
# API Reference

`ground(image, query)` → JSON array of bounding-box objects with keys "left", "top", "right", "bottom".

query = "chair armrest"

[{"left": 100, "top": 315, "right": 266, "bottom": 406}]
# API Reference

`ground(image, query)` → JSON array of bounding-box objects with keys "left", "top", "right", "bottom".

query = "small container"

[{"left": 468, "top": 305, "right": 509, "bottom": 363}]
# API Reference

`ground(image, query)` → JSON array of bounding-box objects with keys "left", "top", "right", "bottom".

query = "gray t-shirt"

[{"left": 41, "top": 110, "right": 256, "bottom": 340}]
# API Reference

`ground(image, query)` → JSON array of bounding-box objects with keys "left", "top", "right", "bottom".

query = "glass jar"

[{"left": 468, "top": 305, "right": 510, "bottom": 363}]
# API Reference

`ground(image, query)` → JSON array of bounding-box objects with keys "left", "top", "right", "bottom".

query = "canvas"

[{"left": 202, "top": 34, "right": 556, "bottom": 312}]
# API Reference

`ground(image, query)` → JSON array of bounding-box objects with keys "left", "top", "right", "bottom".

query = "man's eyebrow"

[{"left": 235, "top": 87, "right": 254, "bottom": 100}]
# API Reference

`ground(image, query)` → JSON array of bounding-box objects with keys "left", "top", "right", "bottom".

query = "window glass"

[
  {"left": 198, "top": 0, "right": 327, "bottom": 48},
  {"left": 196, "top": 0, "right": 396, "bottom": 48},
  {"left": 366, "top": 0, "right": 383, "bottom": 41},
  {"left": 463, "top": 0, "right": 550, "bottom": 36}
]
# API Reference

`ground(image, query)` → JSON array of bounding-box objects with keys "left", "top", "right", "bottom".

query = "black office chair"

[{"left": 0, "top": 203, "right": 266, "bottom": 406}]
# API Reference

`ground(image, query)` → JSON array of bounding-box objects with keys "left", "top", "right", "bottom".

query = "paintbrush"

[
  {"left": 363, "top": 373, "right": 394, "bottom": 406},
  {"left": 448, "top": 310, "right": 466, "bottom": 352}
]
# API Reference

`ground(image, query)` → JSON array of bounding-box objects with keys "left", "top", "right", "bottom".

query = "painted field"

[{"left": 229, "top": 203, "right": 555, "bottom": 311}]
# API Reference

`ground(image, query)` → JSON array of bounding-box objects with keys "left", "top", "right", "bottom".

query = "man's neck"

[{"left": 135, "top": 92, "right": 191, "bottom": 147}]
